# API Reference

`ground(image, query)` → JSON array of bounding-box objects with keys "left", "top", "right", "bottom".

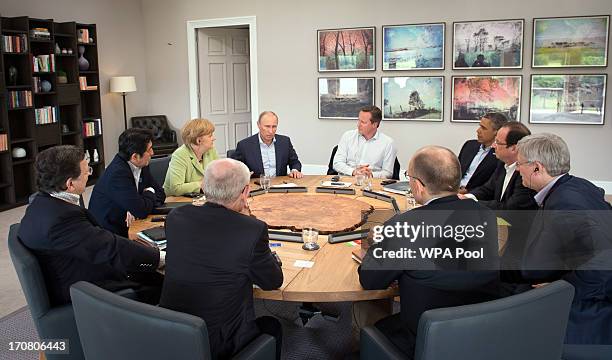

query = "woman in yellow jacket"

[{"left": 163, "top": 118, "right": 218, "bottom": 196}]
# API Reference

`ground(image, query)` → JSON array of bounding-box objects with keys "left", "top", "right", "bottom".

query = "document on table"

[
  {"left": 293, "top": 260, "right": 314, "bottom": 268},
  {"left": 320, "top": 181, "right": 352, "bottom": 188}
]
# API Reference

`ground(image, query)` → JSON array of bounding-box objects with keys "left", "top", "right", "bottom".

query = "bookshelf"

[{"left": 0, "top": 15, "right": 105, "bottom": 211}]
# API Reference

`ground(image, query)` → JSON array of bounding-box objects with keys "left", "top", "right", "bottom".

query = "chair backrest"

[
  {"left": 8, "top": 223, "right": 85, "bottom": 360},
  {"left": 392, "top": 157, "right": 400, "bottom": 180},
  {"left": 227, "top": 148, "right": 236, "bottom": 159},
  {"left": 131, "top": 115, "right": 169, "bottom": 141},
  {"left": 327, "top": 145, "right": 339, "bottom": 175},
  {"left": 149, "top": 156, "right": 171, "bottom": 186},
  {"left": 70, "top": 281, "right": 211, "bottom": 360},
  {"left": 414, "top": 280, "right": 575, "bottom": 360}
]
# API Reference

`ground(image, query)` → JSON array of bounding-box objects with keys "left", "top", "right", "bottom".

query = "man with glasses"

[
  {"left": 90, "top": 128, "right": 166, "bottom": 237},
  {"left": 19, "top": 145, "right": 164, "bottom": 306},
  {"left": 458, "top": 112, "right": 508, "bottom": 193},
  {"left": 515, "top": 133, "right": 612, "bottom": 346},
  {"left": 359, "top": 146, "right": 500, "bottom": 359}
]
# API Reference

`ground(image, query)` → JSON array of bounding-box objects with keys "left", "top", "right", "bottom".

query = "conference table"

[{"left": 129, "top": 175, "right": 406, "bottom": 302}]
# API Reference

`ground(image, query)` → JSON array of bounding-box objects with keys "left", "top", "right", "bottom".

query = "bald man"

[{"left": 359, "top": 146, "right": 500, "bottom": 359}]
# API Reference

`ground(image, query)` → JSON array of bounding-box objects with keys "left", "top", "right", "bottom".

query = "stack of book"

[
  {"left": 77, "top": 28, "right": 90, "bottom": 43},
  {"left": 29, "top": 28, "right": 50, "bottom": 39},
  {"left": 83, "top": 119, "right": 102, "bottom": 137},
  {"left": 8, "top": 91, "right": 33, "bottom": 109},
  {"left": 78, "top": 76, "right": 98, "bottom": 91},
  {"left": 35, "top": 106, "right": 59, "bottom": 125},
  {"left": 136, "top": 226, "right": 167, "bottom": 250},
  {"left": 0, "top": 134, "right": 8, "bottom": 152},
  {"left": 32, "top": 54, "right": 55, "bottom": 72},
  {"left": 1, "top": 34, "right": 28, "bottom": 53}
]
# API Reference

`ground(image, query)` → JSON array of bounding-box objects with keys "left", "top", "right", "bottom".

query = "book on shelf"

[
  {"left": 83, "top": 118, "right": 102, "bottom": 137},
  {"left": 8, "top": 91, "right": 33, "bottom": 109},
  {"left": 1, "top": 34, "right": 28, "bottom": 53},
  {"left": 30, "top": 28, "right": 51, "bottom": 39},
  {"left": 32, "top": 54, "right": 55, "bottom": 72},
  {"left": 77, "top": 28, "right": 90, "bottom": 44},
  {"left": 35, "top": 106, "right": 59, "bottom": 125},
  {"left": 79, "top": 76, "right": 87, "bottom": 90},
  {"left": 0, "top": 134, "right": 8, "bottom": 152}
]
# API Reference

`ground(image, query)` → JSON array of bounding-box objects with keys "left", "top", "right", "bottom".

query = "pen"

[{"left": 269, "top": 243, "right": 282, "bottom": 247}]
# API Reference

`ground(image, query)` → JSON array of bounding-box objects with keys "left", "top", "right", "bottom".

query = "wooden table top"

[{"left": 130, "top": 175, "right": 405, "bottom": 302}]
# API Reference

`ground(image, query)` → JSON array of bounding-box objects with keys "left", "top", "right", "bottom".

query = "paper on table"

[
  {"left": 271, "top": 182, "right": 298, "bottom": 187},
  {"left": 321, "top": 181, "right": 352, "bottom": 188},
  {"left": 294, "top": 260, "right": 314, "bottom": 268}
]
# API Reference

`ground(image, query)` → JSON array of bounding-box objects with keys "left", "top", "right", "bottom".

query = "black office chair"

[
  {"left": 8, "top": 223, "right": 85, "bottom": 360},
  {"left": 70, "top": 281, "right": 276, "bottom": 360},
  {"left": 227, "top": 148, "right": 237, "bottom": 159},
  {"left": 361, "top": 280, "right": 575, "bottom": 360},
  {"left": 327, "top": 145, "right": 401, "bottom": 179},
  {"left": 149, "top": 156, "right": 171, "bottom": 186},
  {"left": 131, "top": 115, "right": 178, "bottom": 158}
]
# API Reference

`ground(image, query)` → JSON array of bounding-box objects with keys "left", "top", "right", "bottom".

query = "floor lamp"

[{"left": 110, "top": 76, "right": 137, "bottom": 130}]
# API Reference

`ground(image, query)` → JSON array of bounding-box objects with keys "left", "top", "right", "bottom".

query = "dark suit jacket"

[
  {"left": 159, "top": 202, "right": 283, "bottom": 358},
  {"left": 231, "top": 134, "right": 302, "bottom": 177},
  {"left": 458, "top": 139, "right": 500, "bottom": 190},
  {"left": 18, "top": 192, "right": 160, "bottom": 306},
  {"left": 89, "top": 155, "right": 166, "bottom": 237},
  {"left": 358, "top": 196, "right": 500, "bottom": 354},
  {"left": 521, "top": 174, "right": 612, "bottom": 344}
]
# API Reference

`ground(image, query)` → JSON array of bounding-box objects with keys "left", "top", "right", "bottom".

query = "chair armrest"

[
  {"left": 232, "top": 334, "right": 275, "bottom": 360},
  {"left": 360, "top": 326, "right": 406, "bottom": 360}
]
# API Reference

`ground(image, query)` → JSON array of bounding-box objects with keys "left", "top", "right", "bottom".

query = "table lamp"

[{"left": 110, "top": 76, "right": 137, "bottom": 130}]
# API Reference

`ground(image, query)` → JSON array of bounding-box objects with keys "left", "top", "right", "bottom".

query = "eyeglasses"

[
  {"left": 404, "top": 171, "right": 426, "bottom": 187},
  {"left": 515, "top": 160, "right": 533, "bottom": 168},
  {"left": 493, "top": 139, "right": 508, "bottom": 147}
]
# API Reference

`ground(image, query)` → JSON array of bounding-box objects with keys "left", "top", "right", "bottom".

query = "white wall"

[
  {"left": 141, "top": 0, "right": 612, "bottom": 183},
  {"left": 3, "top": 0, "right": 149, "bottom": 160}
]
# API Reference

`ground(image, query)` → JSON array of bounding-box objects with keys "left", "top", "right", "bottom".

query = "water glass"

[
  {"left": 355, "top": 174, "right": 366, "bottom": 186},
  {"left": 260, "top": 175, "right": 271, "bottom": 191},
  {"left": 302, "top": 228, "right": 320, "bottom": 251},
  {"left": 363, "top": 176, "right": 373, "bottom": 191}
]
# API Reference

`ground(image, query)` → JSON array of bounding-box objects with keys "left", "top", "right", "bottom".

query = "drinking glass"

[
  {"left": 302, "top": 228, "right": 320, "bottom": 251},
  {"left": 260, "top": 175, "right": 271, "bottom": 191},
  {"left": 355, "top": 174, "right": 365, "bottom": 186}
]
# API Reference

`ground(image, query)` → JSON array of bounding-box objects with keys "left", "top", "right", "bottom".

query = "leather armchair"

[
  {"left": 131, "top": 115, "right": 178, "bottom": 158},
  {"left": 70, "top": 281, "right": 276, "bottom": 360},
  {"left": 361, "top": 280, "right": 575, "bottom": 360}
]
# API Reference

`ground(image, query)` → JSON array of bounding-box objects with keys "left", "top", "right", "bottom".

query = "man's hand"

[
  {"left": 352, "top": 164, "right": 370, "bottom": 176},
  {"left": 125, "top": 211, "right": 135, "bottom": 228},
  {"left": 458, "top": 186, "right": 468, "bottom": 195},
  {"left": 289, "top": 169, "right": 303, "bottom": 179},
  {"left": 532, "top": 283, "right": 550, "bottom": 289}
]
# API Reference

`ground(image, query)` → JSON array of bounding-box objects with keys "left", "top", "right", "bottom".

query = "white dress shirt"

[
  {"left": 333, "top": 129, "right": 397, "bottom": 179},
  {"left": 500, "top": 162, "right": 517, "bottom": 200},
  {"left": 460, "top": 145, "right": 492, "bottom": 187},
  {"left": 258, "top": 135, "right": 277, "bottom": 177},
  {"left": 128, "top": 161, "right": 154, "bottom": 193}
]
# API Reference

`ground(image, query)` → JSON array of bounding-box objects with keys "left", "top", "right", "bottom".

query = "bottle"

[{"left": 93, "top": 149, "right": 99, "bottom": 162}]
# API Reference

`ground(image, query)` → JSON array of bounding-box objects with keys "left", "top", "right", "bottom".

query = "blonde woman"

[{"left": 163, "top": 118, "right": 218, "bottom": 196}]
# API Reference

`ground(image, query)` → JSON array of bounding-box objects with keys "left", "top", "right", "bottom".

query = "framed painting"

[
  {"left": 451, "top": 76, "right": 522, "bottom": 122},
  {"left": 532, "top": 15, "right": 610, "bottom": 68},
  {"left": 382, "top": 23, "right": 445, "bottom": 70},
  {"left": 318, "top": 27, "right": 375, "bottom": 71},
  {"left": 529, "top": 74, "right": 606, "bottom": 125},
  {"left": 318, "top": 77, "right": 374, "bottom": 119},
  {"left": 382, "top": 76, "right": 444, "bottom": 121},
  {"left": 453, "top": 19, "right": 524, "bottom": 69}
]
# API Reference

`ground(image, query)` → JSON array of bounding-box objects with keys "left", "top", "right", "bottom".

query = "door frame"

[{"left": 186, "top": 16, "right": 258, "bottom": 134}]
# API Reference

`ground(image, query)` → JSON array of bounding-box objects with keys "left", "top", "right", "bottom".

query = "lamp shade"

[{"left": 110, "top": 76, "right": 137, "bottom": 93}]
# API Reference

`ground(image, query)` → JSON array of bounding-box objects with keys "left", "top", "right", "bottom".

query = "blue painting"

[
  {"left": 382, "top": 77, "right": 444, "bottom": 121},
  {"left": 383, "top": 23, "right": 445, "bottom": 70}
]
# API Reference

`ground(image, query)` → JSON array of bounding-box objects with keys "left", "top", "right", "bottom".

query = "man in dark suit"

[
  {"left": 231, "top": 111, "right": 302, "bottom": 178},
  {"left": 359, "top": 146, "right": 500, "bottom": 359},
  {"left": 160, "top": 158, "right": 284, "bottom": 359},
  {"left": 19, "top": 146, "right": 163, "bottom": 306},
  {"left": 89, "top": 128, "right": 166, "bottom": 237},
  {"left": 516, "top": 133, "right": 612, "bottom": 345},
  {"left": 458, "top": 112, "right": 508, "bottom": 193}
]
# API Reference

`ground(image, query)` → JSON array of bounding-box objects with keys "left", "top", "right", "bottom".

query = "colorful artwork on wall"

[
  {"left": 382, "top": 23, "right": 445, "bottom": 70},
  {"left": 451, "top": 76, "right": 522, "bottom": 122},
  {"left": 382, "top": 76, "right": 444, "bottom": 121},
  {"left": 318, "top": 77, "right": 374, "bottom": 119},
  {"left": 318, "top": 27, "right": 375, "bottom": 71}
]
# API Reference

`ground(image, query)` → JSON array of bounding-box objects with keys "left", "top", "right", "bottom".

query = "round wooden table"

[{"left": 130, "top": 175, "right": 409, "bottom": 302}]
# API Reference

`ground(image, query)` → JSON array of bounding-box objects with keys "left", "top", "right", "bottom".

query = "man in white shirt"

[{"left": 333, "top": 106, "right": 397, "bottom": 179}]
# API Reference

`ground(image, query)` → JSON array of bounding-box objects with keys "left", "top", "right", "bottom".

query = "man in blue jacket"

[
  {"left": 89, "top": 128, "right": 166, "bottom": 237},
  {"left": 231, "top": 111, "right": 303, "bottom": 178},
  {"left": 516, "top": 133, "right": 612, "bottom": 345}
]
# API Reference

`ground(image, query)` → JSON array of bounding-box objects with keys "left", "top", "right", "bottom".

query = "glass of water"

[
  {"left": 260, "top": 175, "right": 271, "bottom": 191},
  {"left": 302, "top": 228, "right": 320, "bottom": 251},
  {"left": 355, "top": 173, "right": 366, "bottom": 186}
]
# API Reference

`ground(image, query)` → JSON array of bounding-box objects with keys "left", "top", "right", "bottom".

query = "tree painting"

[
  {"left": 451, "top": 76, "right": 522, "bottom": 122},
  {"left": 383, "top": 77, "right": 443, "bottom": 121},
  {"left": 318, "top": 27, "right": 375, "bottom": 71}
]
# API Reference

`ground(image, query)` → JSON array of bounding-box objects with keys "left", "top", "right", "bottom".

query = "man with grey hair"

[
  {"left": 232, "top": 111, "right": 303, "bottom": 178},
  {"left": 516, "top": 133, "right": 612, "bottom": 346},
  {"left": 160, "top": 158, "right": 284, "bottom": 359}
]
